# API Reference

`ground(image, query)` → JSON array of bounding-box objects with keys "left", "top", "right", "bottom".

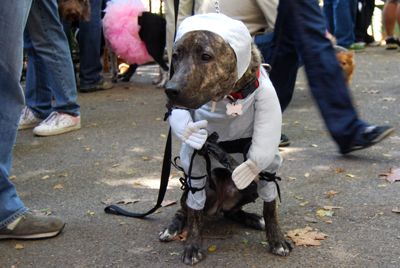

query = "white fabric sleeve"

[{"left": 247, "top": 72, "right": 282, "bottom": 172}]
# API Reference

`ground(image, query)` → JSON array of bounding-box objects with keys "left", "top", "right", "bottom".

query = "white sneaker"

[
  {"left": 18, "top": 107, "right": 42, "bottom": 130},
  {"left": 33, "top": 111, "right": 81, "bottom": 136}
]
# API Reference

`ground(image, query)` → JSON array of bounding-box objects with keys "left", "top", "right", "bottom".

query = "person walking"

[{"left": 0, "top": 0, "right": 65, "bottom": 240}]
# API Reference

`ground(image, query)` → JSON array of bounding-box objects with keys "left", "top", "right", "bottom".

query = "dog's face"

[
  {"left": 165, "top": 31, "right": 237, "bottom": 109},
  {"left": 336, "top": 51, "right": 355, "bottom": 84},
  {"left": 58, "top": 0, "right": 91, "bottom": 22}
]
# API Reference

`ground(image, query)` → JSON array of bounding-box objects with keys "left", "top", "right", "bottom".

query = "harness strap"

[{"left": 259, "top": 172, "right": 282, "bottom": 202}]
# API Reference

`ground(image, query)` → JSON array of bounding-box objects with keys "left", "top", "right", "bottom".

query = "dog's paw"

[
  {"left": 159, "top": 228, "right": 178, "bottom": 242},
  {"left": 182, "top": 244, "right": 205, "bottom": 265},
  {"left": 269, "top": 239, "right": 292, "bottom": 257}
]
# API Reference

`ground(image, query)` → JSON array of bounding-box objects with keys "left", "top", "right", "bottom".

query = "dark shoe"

[
  {"left": 340, "top": 125, "right": 395, "bottom": 154},
  {"left": 79, "top": 79, "right": 113, "bottom": 93},
  {"left": 279, "top": 134, "right": 290, "bottom": 147},
  {"left": 385, "top": 37, "right": 399, "bottom": 50},
  {"left": 0, "top": 212, "right": 65, "bottom": 240}
]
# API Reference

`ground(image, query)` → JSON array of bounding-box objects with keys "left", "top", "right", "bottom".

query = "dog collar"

[{"left": 229, "top": 68, "right": 260, "bottom": 100}]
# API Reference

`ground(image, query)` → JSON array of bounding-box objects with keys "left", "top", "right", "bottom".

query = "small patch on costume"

[{"left": 226, "top": 102, "right": 243, "bottom": 117}]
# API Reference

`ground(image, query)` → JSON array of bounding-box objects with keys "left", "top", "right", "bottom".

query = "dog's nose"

[{"left": 164, "top": 81, "right": 180, "bottom": 98}]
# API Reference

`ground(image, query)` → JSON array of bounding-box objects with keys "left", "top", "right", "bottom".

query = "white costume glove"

[
  {"left": 182, "top": 120, "right": 208, "bottom": 150},
  {"left": 232, "top": 159, "right": 260, "bottom": 190},
  {"left": 168, "top": 109, "right": 208, "bottom": 150}
]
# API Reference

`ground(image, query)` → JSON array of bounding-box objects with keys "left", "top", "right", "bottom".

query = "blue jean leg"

[
  {"left": 24, "top": 0, "right": 80, "bottom": 118},
  {"left": 78, "top": 0, "right": 103, "bottom": 87},
  {"left": 323, "top": 0, "right": 356, "bottom": 47},
  {"left": 271, "top": 0, "right": 368, "bottom": 151},
  {"left": 0, "top": 0, "right": 32, "bottom": 229}
]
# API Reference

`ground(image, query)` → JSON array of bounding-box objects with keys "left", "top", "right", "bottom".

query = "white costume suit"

[{"left": 168, "top": 14, "right": 282, "bottom": 210}]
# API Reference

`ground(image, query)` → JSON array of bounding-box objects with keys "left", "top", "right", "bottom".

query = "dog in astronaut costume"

[{"left": 160, "top": 13, "right": 291, "bottom": 265}]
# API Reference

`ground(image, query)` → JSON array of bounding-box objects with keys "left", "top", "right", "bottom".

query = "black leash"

[{"left": 104, "top": 128, "right": 172, "bottom": 218}]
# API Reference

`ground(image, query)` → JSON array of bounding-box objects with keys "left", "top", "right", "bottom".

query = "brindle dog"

[
  {"left": 58, "top": 0, "right": 91, "bottom": 22},
  {"left": 161, "top": 31, "right": 292, "bottom": 265}
]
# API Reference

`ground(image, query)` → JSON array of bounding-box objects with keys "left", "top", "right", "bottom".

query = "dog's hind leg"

[
  {"left": 224, "top": 208, "right": 265, "bottom": 230},
  {"left": 159, "top": 208, "right": 187, "bottom": 242},
  {"left": 182, "top": 207, "right": 205, "bottom": 265},
  {"left": 263, "top": 200, "right": 292, "bottom": 256}
]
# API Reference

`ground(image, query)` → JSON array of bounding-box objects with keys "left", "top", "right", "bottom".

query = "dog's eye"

[{"left": 201, "top": 53, "right": 212, "bottom": 62}]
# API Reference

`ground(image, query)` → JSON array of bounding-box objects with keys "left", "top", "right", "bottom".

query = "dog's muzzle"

[{"left": 165, "top": 81, "right": 180, "bottom": 98}]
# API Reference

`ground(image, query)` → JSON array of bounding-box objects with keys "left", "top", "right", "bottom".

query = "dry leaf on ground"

[
  {"left": 304, "top": 216, "right": 318, "bottom": 223},
  {"left": 173, "top": 229, "right": 188, "bottom": 241},
  {"left": 15, "top": 243, "right": 24, "bottom": 250},
  {"left": 392, "top": 207, "right": 400, "bottom": 213},
  {"left": 379, "top": 168, "right": 400, "bottom": 183},
  {"left": 322, "top": 206, "right": 343, "bottom": 210},
  {"left": 325, "top": 190, "right": 339, "bottom": 199},
  {"left": 208, "top": 245, "right": 217, "bottom": 253},
  {"left": 316, "top": 209, "right": 334, "bottom": 218},
  {"left": 286, "top": 227, "right": 328, "bottom": 246},
  {"left": 161, "top": 200, "right": 177, "bottom": 207},
  {"left": 334, "top": 168, "right": 345, "bottom": 173},
  {"left": 101, "top": 198, "right": 139, "bottom": 205},
  {"left": 53, "top": 184, "right": 64, "bottom": 190}
]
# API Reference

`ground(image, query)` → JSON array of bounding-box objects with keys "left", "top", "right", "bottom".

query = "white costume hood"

[{"left": 175, "top": 13, "right": 252, "bottom": 80}]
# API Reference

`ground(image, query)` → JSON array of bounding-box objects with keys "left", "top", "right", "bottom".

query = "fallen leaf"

[
  {"left": 242, "top": 239, "right": 249, "bottom": 245},
  {"left": 169, "top": 252, "right": 180, "bottom": 256},
  {"left": 111, "top": 164, "right": 120, "bottom": 168},
  {"left": 9, "top": 175, "right": 16, "bottom": 180},
  {"left": 311, "top": 144, "right": 318, "bottom": 148},
  {"left": 142, "top": 156, "right": 151, "bottom": 161},
  {"left": 161, "top": 200, "right": 177, "bottom": 207},
  {"left": 117, "top": 198, "right": 139, "bottom": 205},
  {"left": 299, "top": 201, "right": 309, "bottom": 207},
  {"left": 335, "top": 168, "right": 345, "bottom": 173},
  {"left": 58, "top": 173, "right": 68, "bottom": 178},
  {"left": 377, "top": 184, "right": 387, "bottom": 188},
  {"left": 208, "top": 245, "right": 217, "bottom": 253},
  {"left": 325, "top": 190, "right": 339, "bottom": 199},
  {"left": 346, "top": 174, "right": 356, "bottom": 178},
  {"left": 173, "top": 230, "right": 188, "bottom": 241},
  {"left": 101, "top": 198, "right": 140, "bottom": 205},
  {"left": 15, "top": 244, "right": 24, "bottom": 250},
  {"left": 41, "top": 175, "right": 50, "bottom": 180},
  {"left": 288, "top": 176, "right": 297, "bottom": 181},
  {"left": 379, "top": 168, "right": 400, "bottom": 183},
  {"left": 304, "top": 216, "right": 318, "bottom": 223},
  {"left": 316, "top": 209, "right": 334, "bottom": 218},
  {"left": 392, "top": 207, "right": 400, "bottom": 213},
  {"left": 53, "top": 184, "right": 64, "bottom": 190},
  {"left": 380, "top": 97, "right": 396, "bottom": 102},
  {"left": 294, "top": 195, "right": 304, "bottom": 200},
  {"left": 160, "top": 134, "right": 167, "bottom": 138},
  {"left": 87, "top": 210, "right": 95, "bottom": 216},
  {"left": 286, "top": 227, "right": 328, "bottom": 246},
  {"left": 304, "top": 173, "right": 310, "bottom": 178},
  {"left": 322, "top": 206, "right": 343, "bottom": 210}
]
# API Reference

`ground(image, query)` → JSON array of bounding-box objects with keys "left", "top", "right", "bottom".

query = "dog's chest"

[{"left": 194, "top": 95, "right": 256, "bottom": 141}]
